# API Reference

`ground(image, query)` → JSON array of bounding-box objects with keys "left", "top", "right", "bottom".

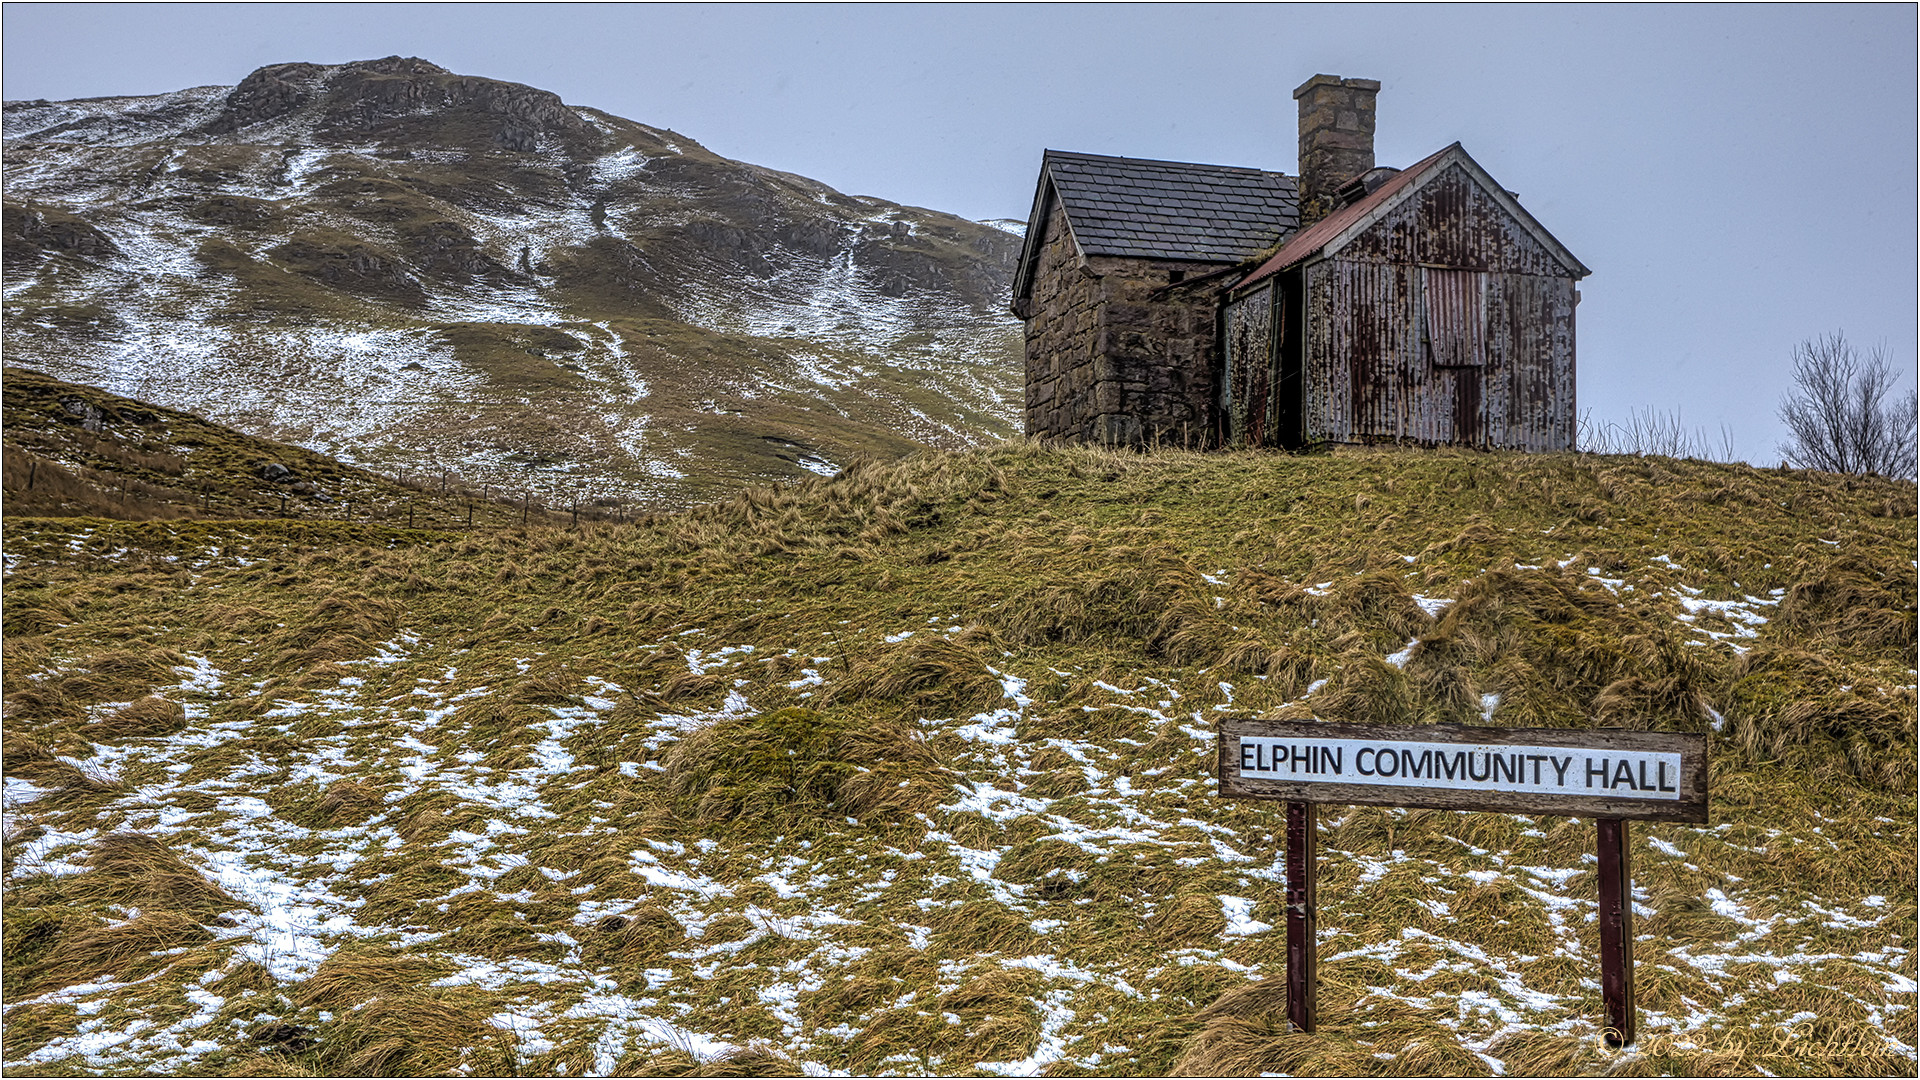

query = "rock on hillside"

[{"left": 3, "top": 57, "right": 1024, "bottom": 506}]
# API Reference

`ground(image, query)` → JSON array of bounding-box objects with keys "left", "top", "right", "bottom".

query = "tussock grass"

[
  {"left": 0, "top": 1000, "right": 82, "bottom": 1062},
  {"left": 1775, "top": 554, "right": 1917, "bottom": 659},
  {"left": 91, "top": 694, "right": 189, "bottom": 739},
  {"left": 30, "top": 911, "right": 215, "bottom": 993},
  {"left": 264, "top": 778, "right": 392, "bottom": 828},
  {"left": 309, "top": 989, "right": 520, "bottom": 1076},
  {"left": 79, "top": 645, "right": 188, "bottom": 696},
  {"left": 5, "top": 833, "right": 242, "bottom": 999},
  {"left": 1726, "top": 645, "right": 1916, "bottom": 789},
  {"left": 296, "top": 944, "right": 459, "bottom": 1011},
  {"left": 582, "top": 903, "right": 688, "bottom": 976},
  {"left": 2, "top": 752, "right": 125, "bottom": 809},
  {"left": 827, "top": 630, "right": 1006, "bottom": 714},
  {"left": 662, "top": 706, "right": 951, "bottom": 824}
]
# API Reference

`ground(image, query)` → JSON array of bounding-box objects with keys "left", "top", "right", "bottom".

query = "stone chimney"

[{"left": 1295, "top": 74, "right": 1380, "bottom": 226}]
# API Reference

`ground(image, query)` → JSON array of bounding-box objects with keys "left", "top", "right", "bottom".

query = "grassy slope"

[
  {"left": 1, "top": 443, "right": 1914, "bottom": 1076},
  {"left": 2, "top": 367, "right": 588, "bottom": 527}
]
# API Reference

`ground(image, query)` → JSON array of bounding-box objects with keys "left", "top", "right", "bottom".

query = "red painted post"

[
  {"left": 1596, "top": 817, "right": 1635, "bottom": 1047},
  {"left": 1286, "top": 800, "right": 1318, "bottom": 1033}
]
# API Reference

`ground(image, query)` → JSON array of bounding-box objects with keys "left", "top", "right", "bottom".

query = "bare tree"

[{"left": 1777, "top": 332, "right": 1918, "bottom": 479}]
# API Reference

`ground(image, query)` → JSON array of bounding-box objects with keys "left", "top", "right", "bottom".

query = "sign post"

[
  {"left": 1218, "top": 719, "right": 1708, "bottom": 1047},
  {"left": 1285, "top": 800, "right": 1317, "bottom": 1034},
  {"left": 1595, "top": 817, "right": 1635, "bottom": 1047}
]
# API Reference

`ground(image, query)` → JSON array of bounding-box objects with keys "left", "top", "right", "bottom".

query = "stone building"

[{"left": 1011, "top": 74, "right": 1590, "bottom": 451}]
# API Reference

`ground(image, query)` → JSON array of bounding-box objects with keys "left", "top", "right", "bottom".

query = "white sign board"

[
  {"left": 1219, "top": 720, "right": 1709, "bottom": 822},
  {"left": 1236, "top": 735, "right": 1684, "bottom": 799}
]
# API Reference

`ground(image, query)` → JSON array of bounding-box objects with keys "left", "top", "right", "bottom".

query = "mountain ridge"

[{"left": 3, "top": 57, "right": 1025, "bottom": 508}]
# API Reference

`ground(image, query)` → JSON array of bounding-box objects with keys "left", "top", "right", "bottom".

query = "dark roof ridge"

[{"left": 1042, "top": 147, "right": 1290, "bottom": 178}]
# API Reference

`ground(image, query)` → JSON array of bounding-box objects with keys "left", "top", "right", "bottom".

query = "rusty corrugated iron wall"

[
  {"left": 1335, "top": 162, "right": 1574, "bottom": 275},
  {"left": 1301, "top": 162, "right": 1577, "bottom": 451},
  {"left": 1221, "top": 283, "right": 1275, "bottom": 447}
]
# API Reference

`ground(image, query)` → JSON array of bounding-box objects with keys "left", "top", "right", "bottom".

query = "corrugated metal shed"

[
  {"left": 1222, "top": 141, "right": 1587, "bottom": 454},
  {"left": 1015, "top": 124, "right": 1589, "bottom": 455}
]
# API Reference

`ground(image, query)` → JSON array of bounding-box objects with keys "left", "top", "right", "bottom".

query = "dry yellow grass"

[{"left": 2, "top": 443, "right": 1912, "bottom": 1075}]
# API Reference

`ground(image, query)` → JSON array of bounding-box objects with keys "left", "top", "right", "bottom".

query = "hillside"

[
  {"left": 2, "top": 366, "right": 599, "bottom": 527},
  {"left": 1, "top": 57, "right": 1024, "bottom": 508},
  {"left": 3, "top": 443, "right": 1914, "bottom": 1075}
]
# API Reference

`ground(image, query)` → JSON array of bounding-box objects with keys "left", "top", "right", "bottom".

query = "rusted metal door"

[
  {"left": 1423, "top": 267, "right": 1487, "bottom": 445},
  {"left": 1422, "top": 268, "right": 1486, "bottom": 368}
]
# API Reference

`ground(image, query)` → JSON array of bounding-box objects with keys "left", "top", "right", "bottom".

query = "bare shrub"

[
  {"left": 1778, "top": 332, "right": 1918, "bottom": 479},
  {"left": 1579, "top": 407, "right": 1736, "bottom": 462}
]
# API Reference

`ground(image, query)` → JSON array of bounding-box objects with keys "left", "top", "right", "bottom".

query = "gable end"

[{"left": 1321, "top": 146, "right": 1590, "bottom": 278}]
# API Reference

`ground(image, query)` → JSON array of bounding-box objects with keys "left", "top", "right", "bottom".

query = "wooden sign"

[
  {"left": 1219, "top": 719, "right": 1708, "bottom": 823},
  {"left": 1218, "top": 719, "right": 1711, "bottom": 1049}
]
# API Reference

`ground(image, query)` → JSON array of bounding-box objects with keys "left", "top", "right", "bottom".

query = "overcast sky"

[{"left": 4, "top": 3, "right": 1915, "bottom": 463}]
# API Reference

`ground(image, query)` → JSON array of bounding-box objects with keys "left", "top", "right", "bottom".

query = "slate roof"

[{"left": 1041, "top": 150, "right": 1298, "bottom": 262}]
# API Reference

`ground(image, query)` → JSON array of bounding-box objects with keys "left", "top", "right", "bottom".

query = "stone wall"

[
  {"left": 1021, "top": 202, "right": 1098, "bottom": 439},
  {"left": 1022, "top": 202, "right": 1235, "bottom": 447}
]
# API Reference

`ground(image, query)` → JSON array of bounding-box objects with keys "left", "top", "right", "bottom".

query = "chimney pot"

[{"left": 1295, "top": 74, "right": 1380, "bottom": 226}]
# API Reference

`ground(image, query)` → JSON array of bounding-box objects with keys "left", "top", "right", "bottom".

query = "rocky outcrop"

[
  {"left": 853, "top": 224, "right": 1020, "bottom": 306},
  {"left": 200, "top": 57, "right": 589, "bottom": 152},
  {"left": 398, "top": 219, "right": 515, "bottom": 282},
  {"left": 2, "top": 202, "right": 118, "bottom": 268},
  {"left": 202, "top": 61, "right": 334, "bottom": 133},
  {"left": 268, "top": 235, "right": 424, "bottom": 303},
  {"left": 188, "top": 194, "right": 277, "bottom": 228}
]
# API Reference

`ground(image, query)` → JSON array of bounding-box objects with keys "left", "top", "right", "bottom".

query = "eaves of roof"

[{"left": 1234, "top": 142, "right": 1591, "bottom": 293}]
